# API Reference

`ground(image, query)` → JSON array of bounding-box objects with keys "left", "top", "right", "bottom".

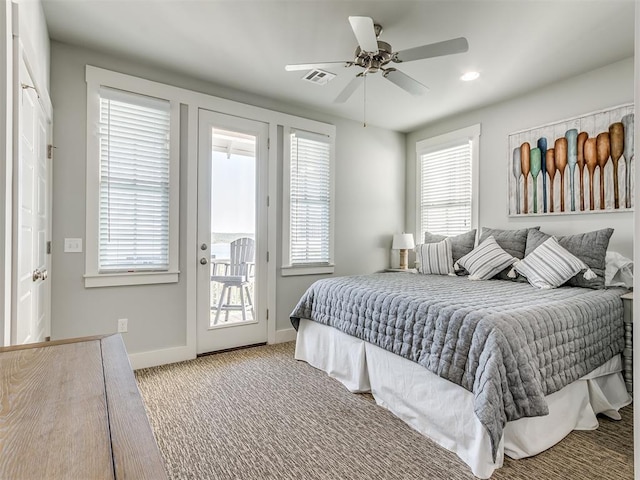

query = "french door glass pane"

[{"left": 209, "top": 128, "right": 256, "bottom": 327}]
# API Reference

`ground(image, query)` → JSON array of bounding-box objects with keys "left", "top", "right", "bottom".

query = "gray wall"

[
  {"left": 406, "top": 57, "right": 634, "bottom": 258},
  {"left": 50, "top": 41, "right": 405, "bottom": 353},
  {"left": 51, "top": 43, "right": 188, "bottom": 352}
]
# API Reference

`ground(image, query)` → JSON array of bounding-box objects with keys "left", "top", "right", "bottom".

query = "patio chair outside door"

[{"left": 211, "top": 237, "right": 255, "bottom": 324}]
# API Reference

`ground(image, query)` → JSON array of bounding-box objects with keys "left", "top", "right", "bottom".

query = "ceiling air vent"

[{"left": 302, "top": 69, "right": 336, "bottom": 85}]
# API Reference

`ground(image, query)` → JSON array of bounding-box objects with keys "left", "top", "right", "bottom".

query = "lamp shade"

[{"left": 392, "top": 233, "right": 415, "bottom": 250}]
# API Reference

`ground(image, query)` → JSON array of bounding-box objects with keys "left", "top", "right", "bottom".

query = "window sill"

[
  {"left": 84, "top": 271, "right": 179, "bottom": 288},
  {"left": 281, "top": 265, "right": 334, "bottom": 277}
]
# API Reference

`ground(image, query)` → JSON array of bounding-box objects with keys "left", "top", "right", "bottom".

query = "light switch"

[{"left": 64, "top": 238, "right": 83, "bottom": 253}]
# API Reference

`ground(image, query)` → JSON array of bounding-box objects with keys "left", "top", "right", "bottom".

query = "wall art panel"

[{"left": 508, "top": 104, "right": 634, "bottom": 216}]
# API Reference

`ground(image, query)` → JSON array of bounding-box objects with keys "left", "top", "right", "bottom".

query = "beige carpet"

[{"left": 135, "top": 342, "right": 633, "bottom": 480}]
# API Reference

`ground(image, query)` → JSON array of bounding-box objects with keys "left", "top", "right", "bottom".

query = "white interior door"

[
  {"left": 196, "top": 109, "right": 268, "bottom": 354},
  {"left": 12, "top": 55, "right": 51, "bottom": 345}
]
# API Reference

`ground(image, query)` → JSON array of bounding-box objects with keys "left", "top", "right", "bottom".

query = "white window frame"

[
  {"left": 85, "top": 66, "right": 180, "bottom": 287},
  {"left": 281, "top": 125, "right": 336, "bottom": 276},
  {"left": 415, "top": 124, "right": 480, "bottom": 241}
]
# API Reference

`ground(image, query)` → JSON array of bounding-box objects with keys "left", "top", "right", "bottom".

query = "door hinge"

[
  {"left": 266, "top": 251, "right": 270, "bottom": 262},
  {"left": 47, "top": 144, "right": 55, "bottom": 159},
  {"left": 267, "top": 137, "right": 270, "bottom": 150},
  {"left": 46, "top": 241, "right": 51, "bottom": 254},
  {"left": 267, "top": 196, "right": 270, "bottom": 207},
  {"left": 266, "top": 309, "right": 269, "bottom": 321}
]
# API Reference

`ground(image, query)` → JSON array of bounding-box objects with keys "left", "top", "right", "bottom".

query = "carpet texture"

[{"left": 135, "top": 342, "right": 633, "bottom": 480}]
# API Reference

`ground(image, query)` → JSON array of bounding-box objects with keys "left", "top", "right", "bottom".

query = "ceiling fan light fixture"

[
  {"left": 288, "top": 16, "right": 470, "bottom": 104},
  {"left": 460, "top": 71, "right": 480, "bottom": 82}
]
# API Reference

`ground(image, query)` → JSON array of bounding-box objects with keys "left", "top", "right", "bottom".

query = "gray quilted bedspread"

[{"left": 290, "top": 273, "right": 626, "bottom": 461}]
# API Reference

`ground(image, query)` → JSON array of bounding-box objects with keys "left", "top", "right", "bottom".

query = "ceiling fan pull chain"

[{"left": 363, "top": 74, "right": 367, "bottom": 128}]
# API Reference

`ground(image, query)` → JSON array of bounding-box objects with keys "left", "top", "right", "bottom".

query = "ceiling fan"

[{"left": 285, "top": 16, "right": 469, "bottom": 103}]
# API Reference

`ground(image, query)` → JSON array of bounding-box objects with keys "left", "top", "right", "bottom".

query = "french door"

[{"left": 196, "top": 110, "right": 268, "bottom": 354}]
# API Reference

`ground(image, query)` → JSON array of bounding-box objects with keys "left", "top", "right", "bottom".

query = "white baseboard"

[
  {"left": 129, "top": 345, "right": 195, "bottom": 370},
  {"left": 128, "top": 330, "right": 296, "bottom": 370},
  {"left": 274, "top": 327, "right": 297, "bottom": 343}
]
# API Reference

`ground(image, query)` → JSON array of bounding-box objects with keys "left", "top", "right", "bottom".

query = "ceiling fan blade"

[
  {"left": 348, "top": 16, "right": 379, "bottom": 53},
  {"left": 394, "top": 37, "right": 469, "bottom": 63},
  {"left": 383, "top": 69, "right": 429, "bottom": 96},
  {"left": 334, "top": 76, "right": 364, "bottom": 103},
  {"left": 285, "top": 61, "right": 351, "bottom": 72}
]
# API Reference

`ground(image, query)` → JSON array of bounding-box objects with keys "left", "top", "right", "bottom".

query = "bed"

[{"left": 290, "top": 272, "right": 631, "bottom": 478}]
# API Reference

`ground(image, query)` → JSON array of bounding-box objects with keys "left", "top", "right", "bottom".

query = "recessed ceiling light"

[{"left": 460, "top": 71, "right": 480, "bottom": 82}]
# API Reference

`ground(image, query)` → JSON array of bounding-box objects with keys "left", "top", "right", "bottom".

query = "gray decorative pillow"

[
  {"left": 515, "top": 237, "right": 595, "bottom": 289},
  {"left": 524, "top": 228, "right": 614, "bottom": 289},
  {"left": 424, "top": 229, "right": 476, "bottom": 275},
  {"left": 457, "top": 236, "right": 517, "bottom": 281},
  {"left": 478, "top": 227, "right": 540, "bottom": 280}
]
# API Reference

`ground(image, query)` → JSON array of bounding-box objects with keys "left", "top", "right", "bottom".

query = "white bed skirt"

[{"left": 294, "top": 318, "right": 632, "bottom": 479}]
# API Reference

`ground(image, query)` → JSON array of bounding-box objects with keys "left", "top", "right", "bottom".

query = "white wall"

[
  {"left": 406, "top": 57, "right": 634, "bottom": 258},
  {"left": 49, "top": 41, "right": 405, "bottom": 356}
]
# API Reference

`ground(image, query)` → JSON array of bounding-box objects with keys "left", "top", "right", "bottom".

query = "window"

[
  {"left": 85, "top": 67, "right": 179, "bottom": 287},
  {"left": 416, "top": 124, "right": 480, "bottom": 239},
  {"left": 99, "top": 88, "right": 170, "bottom": 271},
  {"left": 282, "top": 127, "right": 335, "bottom": 276}
]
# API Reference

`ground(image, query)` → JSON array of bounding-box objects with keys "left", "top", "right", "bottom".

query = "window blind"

[
  {"left": 289, "top": 130, "right": 331, "bottom": 265},
  {"left": 419, "top": 141, "right": 472, "bottom": 238},
  {"left": 98, "top": 87, "right": 171, "bottom": 272}
]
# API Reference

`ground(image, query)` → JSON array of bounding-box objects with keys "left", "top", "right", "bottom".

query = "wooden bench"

[{"left": 0, "top": 334, "right": 167, "bottom": 479}]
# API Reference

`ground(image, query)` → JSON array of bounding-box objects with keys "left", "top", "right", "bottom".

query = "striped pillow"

[
  {"left": 416, "top": 239, "right": 455, "bottom": 275},
  {"left": 457, "top": 236, "right": 517, "bottom": 280},
  {"left": 514, "top": 236, "right": 595, "bottom": 289}
]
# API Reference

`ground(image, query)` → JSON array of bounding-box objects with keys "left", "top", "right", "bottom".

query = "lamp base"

[{"left": 399, "top": 249, "right": 408, "bottom": 270}]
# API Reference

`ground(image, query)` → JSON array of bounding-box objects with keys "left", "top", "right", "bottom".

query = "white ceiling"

[{"left": 42, "top": 0, "right": 635, "bottom": 133}]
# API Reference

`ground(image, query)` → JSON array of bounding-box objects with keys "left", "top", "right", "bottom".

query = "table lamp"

[{"left": 392, "top": 233, "right": 415, "bottom": 270}]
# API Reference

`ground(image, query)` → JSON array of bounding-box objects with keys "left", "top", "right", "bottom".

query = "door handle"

[
  {"left": 32, "top": 269, "right": 48, "bottom": 282},
  {"left": 200, "top": 258, "right": 208, "bottom": 265}
]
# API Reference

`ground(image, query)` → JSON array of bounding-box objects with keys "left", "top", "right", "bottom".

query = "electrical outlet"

[{"left": 117, "top": 318, "right": 128, "bottom": 333}]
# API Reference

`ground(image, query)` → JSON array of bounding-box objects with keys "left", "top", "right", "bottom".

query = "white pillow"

[
  {"left": 415, "top": 239, "right": 455, "bottom": 275},
  {"left": 605, "top": 251, "right": 633, "bottom": 288},
  {"left": 456, "top": 236, "right": 516, "bottom": 280},
  {"left": 514, "top": 236, "right": 595, "bottom": 289}
]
